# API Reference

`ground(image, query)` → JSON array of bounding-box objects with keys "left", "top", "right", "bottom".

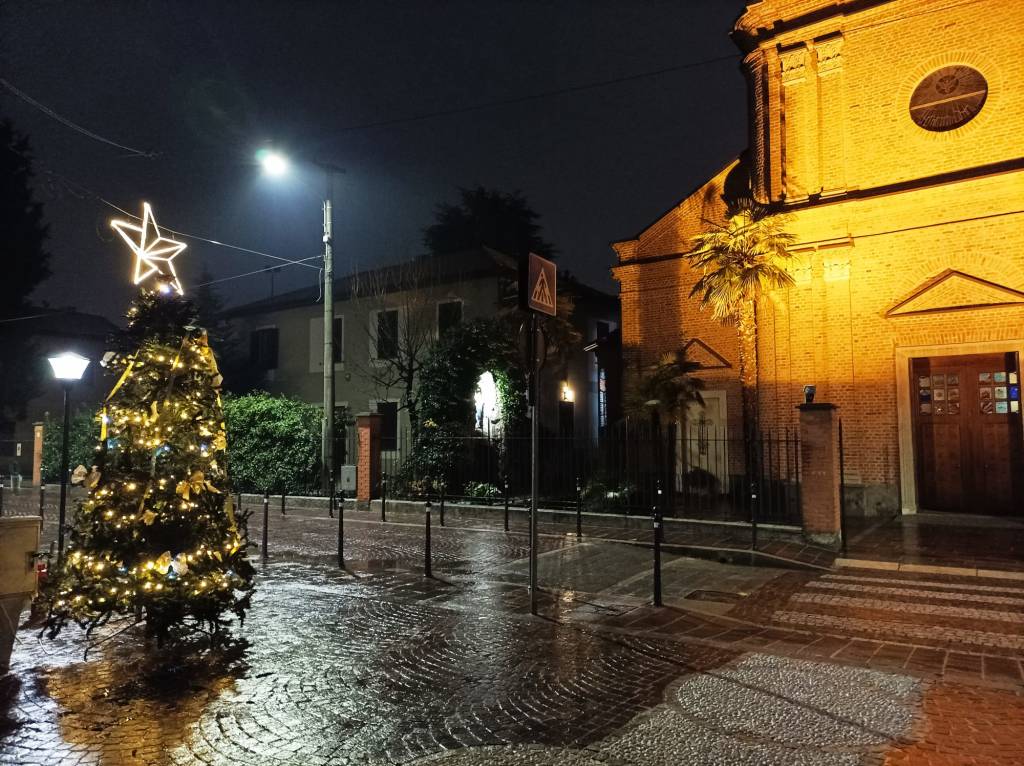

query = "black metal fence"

[{"left": 380, "top": 421, "right": 802, "bottom": 527}]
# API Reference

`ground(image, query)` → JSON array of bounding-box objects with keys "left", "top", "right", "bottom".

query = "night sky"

[{"left": 1, "top": 0, "right": 748, "bottom": 321}]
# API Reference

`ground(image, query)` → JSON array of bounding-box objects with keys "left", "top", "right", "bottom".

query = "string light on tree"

[
  {"left": 110, "top": 202, "right": 187, "bottom": 295},
  {"left": 45, "top": 202, "right": 254, "bottom": 646}
]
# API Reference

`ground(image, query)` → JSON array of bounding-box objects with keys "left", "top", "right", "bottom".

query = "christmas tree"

[{"left": 46, "top": 204, "right": 255, "bottom": 645}]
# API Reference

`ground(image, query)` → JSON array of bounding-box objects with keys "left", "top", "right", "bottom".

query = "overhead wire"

[
  {"left": 194, "top": 258, "right": 320, "bottom": 288},
  {"left": 0, "top": 77, "right": 158, "bottom": 158},
  {"left": 3, "top": 144, "right": 321, "bottom": 274},
  {"left": 0, "top": 0, "right": 997, "bottom": 294}
]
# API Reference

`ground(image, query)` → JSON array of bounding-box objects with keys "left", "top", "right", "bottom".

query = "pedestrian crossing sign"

[{"left": 523, "top": 252, "right": 557, "bottom": 316}]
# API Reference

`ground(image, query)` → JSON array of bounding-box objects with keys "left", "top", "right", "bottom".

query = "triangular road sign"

[
  {"left": 524, "top": 252, "right": 557, "bottom": 316},
  {"left": 531, "top": 269, "right": 553, "bottom": 310}
]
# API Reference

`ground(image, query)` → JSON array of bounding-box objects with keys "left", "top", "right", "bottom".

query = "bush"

[
  {"left": 223, "top": 392, "right": 321, "bottom": 493},
  {"left": 463, "top": 481, "right": 501, "bottom": 502},
  {"left": 41, "top": 410, "right": 101, "bottom": 483},
  {"left": 581, "top": 477, "right": 637, "bottom": 514}
]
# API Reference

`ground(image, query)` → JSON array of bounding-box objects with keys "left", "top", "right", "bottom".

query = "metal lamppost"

[
  {"left": 257, "top": 149, "right": 344, "bottom": 497},
  {"left": 46, "top": 351, "right": 90, "bottom": 571}
]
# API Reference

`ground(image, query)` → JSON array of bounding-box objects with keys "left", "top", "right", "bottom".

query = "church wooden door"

[{"left": 912, "top": 353, "right": 1024, "bottom": 515}]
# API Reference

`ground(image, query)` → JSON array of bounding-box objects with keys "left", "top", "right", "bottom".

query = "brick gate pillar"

[
  {"left": 355, "top": 413, "right": 382, "bottom": 509},
  {"left": 32, "top": 422, "right": 44, "bottom": 488},
  {"left": 797, "top": 403, "right": 841, "bottom": 548}
]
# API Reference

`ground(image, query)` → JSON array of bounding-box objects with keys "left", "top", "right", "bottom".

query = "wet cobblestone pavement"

[{"left": 3, "top": 507, "right": 1024, "bottom": 764}]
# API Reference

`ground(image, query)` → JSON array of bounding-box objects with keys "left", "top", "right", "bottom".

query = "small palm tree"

[
  {"left": 686, "top": 198, "right": 796, "bottom": 438},
  {"left": 624, "top": 349, "right": 705, "bottom": 426}
]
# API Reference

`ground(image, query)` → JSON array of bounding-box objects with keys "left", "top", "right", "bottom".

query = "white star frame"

[{"left": 110, "top": 203, "right": 187, "bottom": 295}]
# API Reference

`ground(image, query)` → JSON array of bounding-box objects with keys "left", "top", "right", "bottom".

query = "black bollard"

[
  {"left": 575, "top": 476, "right": 583, "bottom": 539},
  {"left": 439, "top": 484, "right": 446, "bottom": 527},
  {"left": 424, "top": 498, "right": 432, "bottom": 578},
  {"left": 0, "top": 483, "right": 4, "bottom": 517},
  {"left": 750, "top": 479, "right": 759, "bottom": 552},
  {"left": 653, "top": 481, "right": 663, "bottom": 607},
  {"left": 39, "top": 485, "right": 45, "bottom": 521},
  {"left": 262, "top": 491, "right": 269, "bottom": 561},
  {"left": 503, "top": 480, "right": 509, "bottom": 532},
  {"left": 653, "top": 511, "right": 663, "bottom": 607},
  {"left": 335, "top": 472, "right": 343, "bottom": 569},
  {"left": 236, "top": 491, "right": 242, "bottom": 515},
  {"left": 381, "top": 472, "right": 387, "bottom": 522},
  {"left": 281, "top": 492, "right": 287, "bottom": 516}
]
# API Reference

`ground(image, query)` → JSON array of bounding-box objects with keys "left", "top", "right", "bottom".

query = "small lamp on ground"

[{"left": 47, "top": 352, "right": 90, "bottom": 571}]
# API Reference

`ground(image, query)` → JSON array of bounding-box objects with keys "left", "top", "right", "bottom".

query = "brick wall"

[{"left": 613, "top": 0, "right": 1024, "bottom": 515}]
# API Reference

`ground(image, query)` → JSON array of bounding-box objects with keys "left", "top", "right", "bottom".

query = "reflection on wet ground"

[
  {"left": 4, "top": 512, "right": 1023, "bottom": 764},
  {"left": 3, "top": 562, "right": 742, "bottom": 764}
]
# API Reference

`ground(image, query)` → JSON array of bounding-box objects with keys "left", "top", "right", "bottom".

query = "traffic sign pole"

[
  {"left": 520, "top": 252, "right": 556, "bottom": 618},
  {"left": 529, "top": 312, "right": 539, "bottom": 616}
]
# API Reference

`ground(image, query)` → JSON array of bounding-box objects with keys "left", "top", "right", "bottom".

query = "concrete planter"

[{"left": 0, "top": 517, "right": 40, "bottom": 673}]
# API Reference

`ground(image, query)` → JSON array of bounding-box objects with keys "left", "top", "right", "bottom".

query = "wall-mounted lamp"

[{"left": 560, "top": 381, "right": 575, "bottom": 403}]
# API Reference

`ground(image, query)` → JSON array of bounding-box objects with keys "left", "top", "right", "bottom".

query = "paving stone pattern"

[{"left": 4, "top": 501, "right": 1024, "bottom": 764}]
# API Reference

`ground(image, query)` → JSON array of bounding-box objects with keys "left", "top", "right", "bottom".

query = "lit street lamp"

[
  {"left": 257, "top": 149, "right": 344, "bottom": 508},
  {"left": 47, "top": 351, "right": 90, "bottom": 571}
]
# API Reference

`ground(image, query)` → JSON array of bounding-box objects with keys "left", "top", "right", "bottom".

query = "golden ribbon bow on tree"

[{"left": 175, "top": 470, "right": 220, "bottom": 500}]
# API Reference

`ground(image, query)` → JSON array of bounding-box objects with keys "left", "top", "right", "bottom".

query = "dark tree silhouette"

[
  {"left": 0, "top": 119, "right": 52, "bottom": 427},
  {"left": 424, "top": 187, "right": 556, "bottom": 260}
]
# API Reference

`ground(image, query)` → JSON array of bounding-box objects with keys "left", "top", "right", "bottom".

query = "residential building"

[
  {"left": 612, "top": 0, "right": 1024, "bottom": 517},
  {"left": 224, "top": 248, "right": 618, "bottom": 461}
]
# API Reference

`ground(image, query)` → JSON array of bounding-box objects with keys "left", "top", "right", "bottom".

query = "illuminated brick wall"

[{"left": 613, "top": 0, "right": 1024, "bottom": 515}]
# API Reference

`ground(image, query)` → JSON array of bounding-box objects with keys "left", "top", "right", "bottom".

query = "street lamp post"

[
  {"left": 46, "top": 351, "right": 90, "bottom": 572},
  {"left": 258, "top": 150, "right": 344, "bottom": 497}
]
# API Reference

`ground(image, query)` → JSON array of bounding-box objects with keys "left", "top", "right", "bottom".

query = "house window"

[
  {"left": 377, "top": 401, "right": 398, "bottom": 451},
  {"left": 250, "top": 327, "right": 279, "bottom": 370},
  {"left": 438, "top": 300, "right": 463, "bottom": 336},
  {"left": 331, "top": 316, "right": 344, "bottom": 364},
  {"left": 376, "top": 309, "right": 398, "bottom": 360}
]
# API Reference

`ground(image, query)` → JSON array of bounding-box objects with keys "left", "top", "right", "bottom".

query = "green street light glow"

[{"left": 256, "top": 148, "right": 289, "bottom": 177}]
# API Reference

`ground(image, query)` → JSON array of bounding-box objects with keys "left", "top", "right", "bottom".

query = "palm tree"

[
  {"left": 685, "top": 198, "right": 796, "bottom": 439},
  {"left": 624, "top": 349, "right": 705, "bottom": 427},
  {"left": 623, "top": 348, "right": 704, "bottom": 505}
]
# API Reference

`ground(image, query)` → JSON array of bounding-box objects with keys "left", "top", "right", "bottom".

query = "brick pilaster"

[
  {"left": 797, "top": 403, "right": 841, "bottom": 547},
  {"left": 355, "top": 413, "right": 382, "bottom": 508}
]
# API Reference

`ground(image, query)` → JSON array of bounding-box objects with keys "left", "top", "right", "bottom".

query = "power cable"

[
  {"left": 2, "top": 142, "right": 321, "bottom": 273},
  {"left": 315, "top": 53, "right": 740, "bottom": 136},
  {"left": 0, "top": 77, "right": 158, "bottom": 158},
  {"left": 194, "top": 258, "right": 320, "bottom": 288}
]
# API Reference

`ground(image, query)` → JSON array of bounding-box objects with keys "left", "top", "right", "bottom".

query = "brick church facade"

[{"left": 612, "top": 0, "right": 1024, "bottom": 517}]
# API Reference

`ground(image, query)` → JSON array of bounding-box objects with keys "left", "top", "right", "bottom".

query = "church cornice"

[{"left": 732, "top": 0, "right": 896, "bottom": 54}]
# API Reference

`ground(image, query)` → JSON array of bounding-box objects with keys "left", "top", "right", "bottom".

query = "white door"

[{"left": 682, "top": 390, "right": 729, "bottom": 493}]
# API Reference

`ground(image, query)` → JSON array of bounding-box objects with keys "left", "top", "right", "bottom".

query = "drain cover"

[{"left": 684, "top": 589, "right": 743, "bottom": 603}]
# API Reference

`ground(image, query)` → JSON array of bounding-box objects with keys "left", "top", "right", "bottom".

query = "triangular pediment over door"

[
  {"left": 886, "top": 270, "right": 1024, "bottom": 317},
  {"left": 683, "top": 338, "right": 732, "bottom": 369}
]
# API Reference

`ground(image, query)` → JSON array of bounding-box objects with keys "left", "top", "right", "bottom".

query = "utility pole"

[{"left": 322, "top": 175, "right": 335, "bottom": 496}]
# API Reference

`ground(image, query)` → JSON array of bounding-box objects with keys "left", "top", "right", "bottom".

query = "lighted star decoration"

[{"left": 110, "top": 203, "right": 187, "bottom": 295}]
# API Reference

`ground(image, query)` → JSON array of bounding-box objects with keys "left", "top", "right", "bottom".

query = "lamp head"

[
  {"left": 48, "top": 352, "right": 90, "bottom": 382},
  {"left": 256, "top": 148, "right": 290, "bottom": 177}
]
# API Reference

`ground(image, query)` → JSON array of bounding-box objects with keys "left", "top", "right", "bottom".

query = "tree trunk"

[
  {"left": 736, "top": 302, "right": 758, "bottom": 439},
  {"left": 737, "top": 302, "right": 760, "bottom": 480}
]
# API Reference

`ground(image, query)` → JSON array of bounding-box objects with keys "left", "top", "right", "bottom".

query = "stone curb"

[{"left": 835, "top": 558, "right": 1024, "bottom": 582}]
